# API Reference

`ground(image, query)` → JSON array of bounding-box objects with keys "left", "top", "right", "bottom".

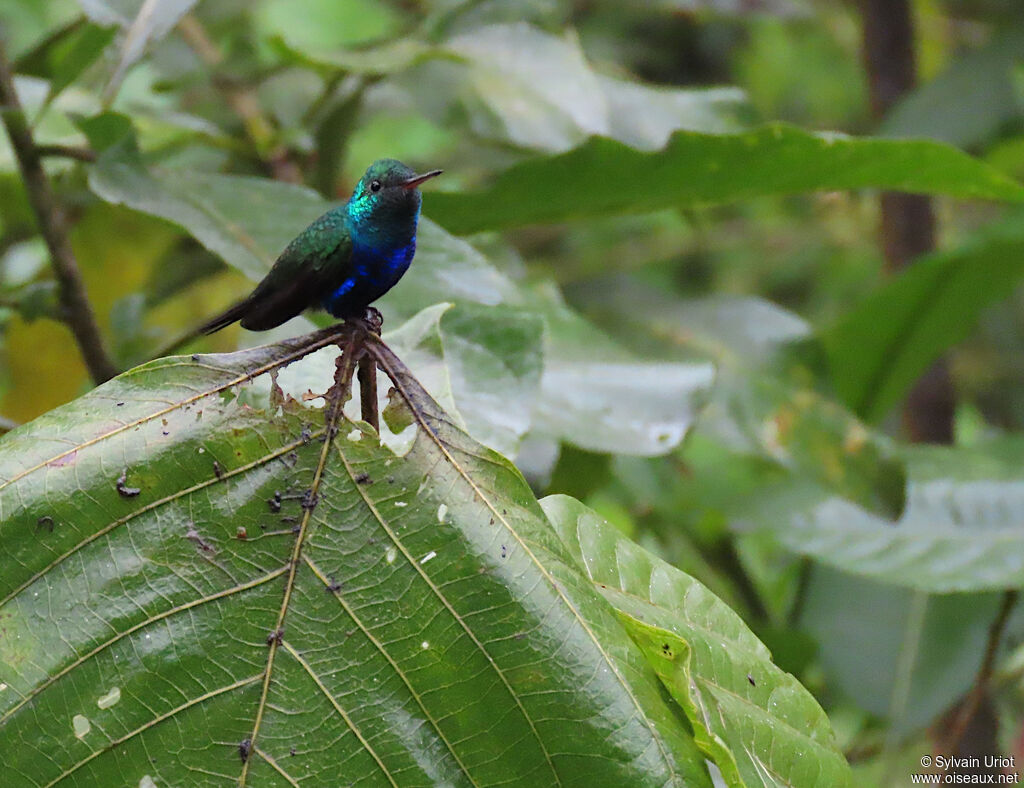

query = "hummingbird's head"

[{"left": 346, "top": 159, "right": 442, "bottom": 249}]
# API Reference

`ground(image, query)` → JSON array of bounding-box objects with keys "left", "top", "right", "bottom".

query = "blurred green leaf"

[
  {"left": 705, "top": 370, "right": 906, "bottom": 519},
  {"left": 881, "top": 30, "right": 1024, "bottom": 149},
  {"left": 13, "top": 17, "right": 87, "bottom": 77},
  {"left": 26, "top": 20, "right": 116, "bottom": 115},
  {"left": 598, "top": 77, "right": 749, "bottom": 152},
  {"left": 542, "top": 495, "right": 853, "bottom": 788},
  {"left": 74, "top": 110, "right": 134, "bottom": 152},
  {"left": 0, "top": 280, "right": 60, "bottom": 322},
  {"left": 0, "top": 330, "right": 711, "bottom": 787},
  {"left": 426, "top": 124, "right": 1024, "bottom": 233},
  {"left": 91, "top": 0, "right": 199, "bottom": 103},
  {"left": 749, "top": 437, "right": 1024, "bottom": 592},
  {"left": 535, "top": 290, "right": 715, "bottom": 455},
  {"left": 800, "top": 567, "right": 1000, "bottom": 735},
  {"left": 287, "top": 22, "right": 747, "bottom": 154},
  {"left": 825, "top": 209, "right": 1024, "bottom": 424},
  {"left": 0, "top": 238, "right": 48, "bottom": 288},
  {"left": 46, "top": 23, "right": 115, "bottom": 96},
  {"left": 272, "top": 35, "right": 447, "bottom": 76},
  {"left": 574, "top": 281, "right": 905, "bottom": 517},
  {"left": 256, "top": 0, "right": 401, "bottom": 53},
  {"left": 89, "top": 140, "right": 327, "bottom": 280},
  {"left": 448, "top": 23, "right": 749, "bottom": 152}
]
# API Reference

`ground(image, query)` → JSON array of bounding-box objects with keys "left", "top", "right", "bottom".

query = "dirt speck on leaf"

[{"left": 116, "top": 469, "right": 141, "bottom": 498}]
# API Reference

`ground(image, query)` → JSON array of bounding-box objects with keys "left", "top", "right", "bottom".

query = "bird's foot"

[
  {"left": 361, "top": 307, "right": 383, "bottom": 335},
  {"left": 340, "top": 307, "right": 382, "bottom": 337}
]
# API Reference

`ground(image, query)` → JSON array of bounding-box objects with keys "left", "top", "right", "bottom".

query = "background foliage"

[{"left": 2, "top": 0, "right": 1024, "bottom": 786}]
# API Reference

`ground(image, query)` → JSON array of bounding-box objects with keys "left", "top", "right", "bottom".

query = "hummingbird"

[{"left": 200, "top": 159, "right": 442, "bottom": 333}]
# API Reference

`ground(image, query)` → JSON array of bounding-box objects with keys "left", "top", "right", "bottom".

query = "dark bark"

[
  {"left": 858, "top": 0, "right": 954, "bottom": 444},
  {"left": 859, "top": 0, "right": 1007, "bottom": 769},
  {"left": 0, "top": 36, "right": 118, "bottom": 384}
]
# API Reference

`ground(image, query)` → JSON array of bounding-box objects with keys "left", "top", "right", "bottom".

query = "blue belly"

[{"left": 322, "top": 238, "right": 416, "bottom": 318}]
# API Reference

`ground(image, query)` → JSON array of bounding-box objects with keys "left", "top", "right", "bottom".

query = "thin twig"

[
  {"left": 939, "top": 590, "right": 1019, "bottom": 758},
  {"left": 0, "top": 36, "right": 118, "bottom": 384},
  {"left": 177, "top": 14, "right": 301, "bottom": 183},
  {"left": 36, "top": 144, "right": 96, "bottom": 163}
]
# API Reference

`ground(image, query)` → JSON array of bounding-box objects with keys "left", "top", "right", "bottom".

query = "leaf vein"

[
  {"left": 370, "top": 338, "right": 679, "bottom": 780},
  {"left": 42, "top": 674, "right": 261, "bottom": 788}
]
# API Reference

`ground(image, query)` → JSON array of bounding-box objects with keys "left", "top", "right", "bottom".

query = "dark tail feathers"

[{"left": 198, "top": 299, "right": 251, "bottom": 335}]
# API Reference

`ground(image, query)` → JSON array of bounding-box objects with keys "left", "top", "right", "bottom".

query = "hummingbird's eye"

[{"left": 369, "top": 180, "right": 382, "bottom": 193}]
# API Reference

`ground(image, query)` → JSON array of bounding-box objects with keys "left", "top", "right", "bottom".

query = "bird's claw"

[
  {"left": 361, "top": 307, "right": 383, "bottom": 335},
  {"left": 340, "top": 307, "right": 382, "bottom": 337}
]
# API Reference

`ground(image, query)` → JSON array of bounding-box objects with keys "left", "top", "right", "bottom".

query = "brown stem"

[
  {"left": 858, "top": 0, "right": 953, "bottom": 444},
  {"left": 939, "top": 590, "right": 1019, "bottom": 760},
  {"left": 358, "top": 354, "right": 379, "bottom": 432},
  {"left": 36, "top": 144, "right": 96, "bottom": 163},
  {"left": 0, "top": 36, "right": 118, "bottom": 384}
]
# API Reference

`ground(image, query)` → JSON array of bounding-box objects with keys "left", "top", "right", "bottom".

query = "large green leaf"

[
  {"left": 89, "top": 140, "right": 328, "bottom": 281},
  {"left": 542, "top": 496, "right": 852, "bottom": 788},
  {"left": 0, "top": 328, "right": 711, "bottom": 787},
  {"left": 425, "top": 124, "right": 1024, "bottom": 233},
  {"left": 824, "top": 209, "right": 1024, "bottom": 423},
  {"left": 747, "top": 437, "right": 1024, "bottom": 592}
]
